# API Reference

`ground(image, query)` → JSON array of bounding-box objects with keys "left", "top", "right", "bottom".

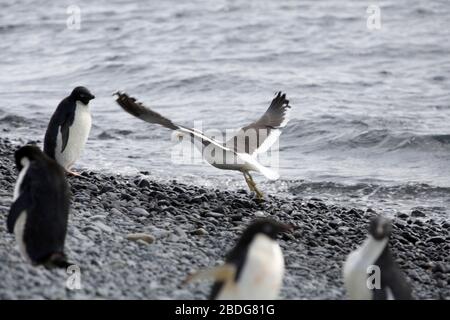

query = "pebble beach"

[{"left": 0, "top": 137, "right": 448, "bottom": 300}]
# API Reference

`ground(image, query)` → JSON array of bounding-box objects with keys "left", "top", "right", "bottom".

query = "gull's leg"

[
  {"left": 243, "top": 172, "right": 255, "bottom": 192},
  {"left": 246, "top": 172, "right": 264, "bottom": 200}
]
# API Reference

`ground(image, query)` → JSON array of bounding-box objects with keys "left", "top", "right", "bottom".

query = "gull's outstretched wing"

[
  {"left": 225, "top": 92, "right": 291, "bottom": 155},
  {"left": 114, "top": 91, "right": 231, "bottom": 151},
  {"left": 115, "top": 91, "right": 179, "bottom": 130}
]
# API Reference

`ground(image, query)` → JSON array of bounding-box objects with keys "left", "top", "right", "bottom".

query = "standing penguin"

[
  {"left": 7, "top": 145, "right": 71, "bottom": 268},
  {"left": 343, "top": 216, "right": 413, "bottom": 300},
  {"left": 44, "top": 86, "right": 95, "bottom": 176},
  {"left": 185, "top": 218, "right": 291, "bottom": 300}
]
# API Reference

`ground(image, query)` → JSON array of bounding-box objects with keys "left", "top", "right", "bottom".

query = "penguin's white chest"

[
  {"left": 217, "top": 234, "right": 284, "bottom": 300},
  {"left": 12, "top": 159, "right": 31, "bottom": 262},
  {"left": 343, "top": 237, "right": 388, "bottom": 300},
  {"left": 56, "top": 101, "right": 91, "bottom": 169}
]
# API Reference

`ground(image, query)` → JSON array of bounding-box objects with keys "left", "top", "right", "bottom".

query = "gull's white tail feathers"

[{"left": 238, "top": 153, "right": 280, "bottom": 180}]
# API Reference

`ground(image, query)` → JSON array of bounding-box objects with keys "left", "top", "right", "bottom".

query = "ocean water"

[{"left": 1, "top": 0, "right": 449, "bottom": 218}]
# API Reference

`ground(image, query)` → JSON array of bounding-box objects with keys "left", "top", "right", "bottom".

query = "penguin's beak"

[
  {"left": 278, "top": 222, "right": 294, "bottom": 233},
  {"left": 89, "top": 94, "right": 95, "bottom": 100}
]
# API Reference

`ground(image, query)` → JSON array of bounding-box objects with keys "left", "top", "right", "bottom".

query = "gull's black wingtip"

[
  {"left": 113, "top": 91, "right": 128, "bottom": 98},
  {"left": 274, "top": 91, "right": 287, "bottom": 98}
]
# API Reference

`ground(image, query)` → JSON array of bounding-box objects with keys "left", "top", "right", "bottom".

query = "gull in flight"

[{"left": 114, "top": 91, "right": 291, "bottom": 199}]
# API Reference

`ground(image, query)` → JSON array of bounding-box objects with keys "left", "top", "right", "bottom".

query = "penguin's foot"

[
  {"left": 43, "top": 253, "right": 73, "bottom": 269},
  {"left": 182, "top": 264, "right": 236, "bottom": 286},
  {"left": 66, "top": 170, "right": 84, "bottom": 178}
]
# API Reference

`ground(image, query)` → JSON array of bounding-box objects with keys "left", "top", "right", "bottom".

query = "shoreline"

[{"left": 0, "top": 137, "right": 449, "bottom": 299}]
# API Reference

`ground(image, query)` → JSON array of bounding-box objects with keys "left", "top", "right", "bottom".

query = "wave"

[
  {"left": 282, "top": 117, "right": 450, "bottom": 153},
  {"left": 289, "top": 180, "right": 450, "bottom": 199},
  {"left": 287, "top": 180, "right": 450, "bottom": 217},
  {"left": 0, "top": 115, "right": 33, "bottom": 127}
]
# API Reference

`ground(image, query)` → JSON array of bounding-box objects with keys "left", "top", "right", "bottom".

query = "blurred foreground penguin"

[
  {"left": 44, "top": 86, "right": 95, "bottom": 176},
  {"left": 343, "top": 216, "right": 413, "bottom": 300},
  {"left": 7, "top": 145, "right": 72, "bottom": 268},
  {"left": 185, "top": 218, "right": 291, "bottom": 300}
]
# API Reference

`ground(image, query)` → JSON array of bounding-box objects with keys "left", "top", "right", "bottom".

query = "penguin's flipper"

[
  {"left": 60, "top": 116, "right": 72, "bottom": 153},
  {"left": 7, "top": 188, "right": 31, "bottom": 233},
  {"left": 383, "top": 268, "right": 414, "bottom": 300},
  {"left": 183, "top": 264, "right": 236, "bottom": 285}
]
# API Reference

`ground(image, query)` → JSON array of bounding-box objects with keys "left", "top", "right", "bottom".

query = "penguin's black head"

[
  {"left": 70, "top": 86, "right": 95, "bottom": 105},
  {"left": 240, "top": 218, "right": 292, "bottom": 243},
  {"left": 368, "top": 216, "right": 392, "bottom": 240},
  {"left": 14, "top": 145, "right": 45, "bottom": 171}
]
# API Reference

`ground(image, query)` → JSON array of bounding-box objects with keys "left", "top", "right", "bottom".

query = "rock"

[
  {"left": 173, "top": 227, "right": 187, "bottom": 238},
  {"left": 280, "top": 204, "right": 294, "bottom": 214},
  {"left": 401, "top": 231, "right": 419, "bottom": 244},
  {"left": 230, "top": 214, "right": 242, "bottom": 221},
  {"left": 427, "top": 236, "right": 445, "bottom": 244},
  {"left": 396, "top": 213, "right": 409, "bottom": 219},
  {"left": 137, "top": 178, "right": 151, "bottom": 189},
  {"left": 99, "top": 185, "right": 114, "bottom": 194},
  {"left": 89, "top": 215, "right": 106, "bottom": 222},
  {"left": 173, "top": 186, "right": 186, "bottom": 193},
  {"left": 130, "top": 208, "right": 150, "bottom": 217},
  {"left": 136, "top": 239, "right": 150, "bottom": 246},
  {"left": 254, "top": 211, "right": 266, "bottom": 217},
  {"left": 158, "top": 200, "right": 171, "bottom": 207},
  {"left": 82, "top": 225, "right": 101, "bottom": 234},
  {"left": 191, "top": 228, "right": 208, "bottom": 236},
  {"left": 213, "top": 206, "right": 227, "bottom": 214},
  {"left": 126, "top": 233, "right": 155, "bottom": 244},
  {"left": 109, "top": 208, "right": 122, "bottom": 216},
  {"left": 347, "top": 208, "right": 360, "bottom": 217},
  {"left": 394, "top": 220, "right": 407, "bottom": 228},
  {"left": 411, "top": 210, "right": 426, "bottom": 218},
  {"left": 328, "top": 220, "right": 340, "bottom": 229},
  {"left": 432, "top": 263, "right": 447, "bottom": 273},
  {"left": 205, "top": 212, "right": 223, "bottom": 218},
  {"left": 307, "top": 203, "right": 317, "bottom": 210},
  {"left": 191, "top": 195, "right": 207, "bottom": 204},
  {"left": 121, "top": 193, "right": 133, "bottom": 201},
  {"left": 282, "top": 232, "right": 296, "bottom": 241},
  {"left": 93, "top": 222, "right": 113, "bottom": 233},
  {"left": 328, "top": 237, "right": 341, "bottom": 246}
]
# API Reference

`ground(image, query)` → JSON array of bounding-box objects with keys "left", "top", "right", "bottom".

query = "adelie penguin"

[
  {"left": 44, "top": 86, "right": 95, "bottom": 176},
  {"left": 343, "top": 216, "right": 413, "bottom": 300},
  {"left": 185, "top": 218, "right": 291, "bottom": 300},
  {"left": 7, "top": 145, "right": 72, "bottom": 268}
]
